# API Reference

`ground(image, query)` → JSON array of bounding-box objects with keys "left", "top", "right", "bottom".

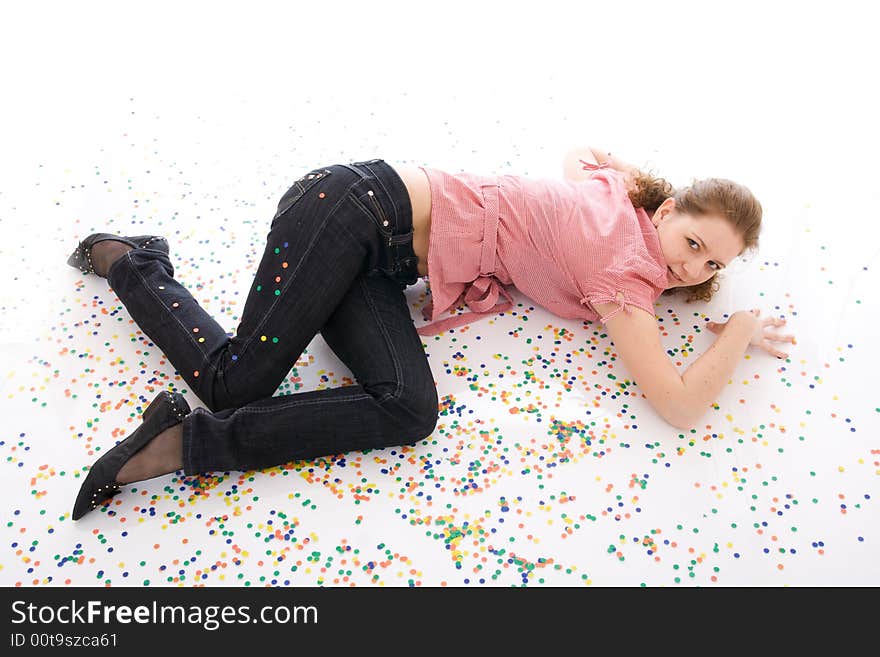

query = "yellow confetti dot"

[
  {"left": 198, "top": 337, "right": 205, "bottom": 343},
  {"left": 838, "top": 466, "right": 845, "bottom": 472},
  {"left": 261, "top": 336, "right": 267, "bottom": 341}
]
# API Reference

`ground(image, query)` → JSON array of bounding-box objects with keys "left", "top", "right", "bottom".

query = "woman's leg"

[
  {"left": 181, "top": 271, "right": 437, "bottom": 474},
  {"left": 101, "top": 159, "right": 435, "bottom": 475},
  {"left": 105, "top": 163, "right": 382, "bottom": 412}
]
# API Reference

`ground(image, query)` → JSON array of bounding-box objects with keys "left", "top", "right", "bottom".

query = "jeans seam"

[
  {"left": 230, "top": 390, "right": 375, "bottom": 414},
  {"left": 357, "top": 276, "right": 405, "bottom": 400},
  {"left": 237, "top": 217, "right": 331, "bottom": 359},
  {"left": 184, "top": 408, "right": 199, "bottom": 474},
  {"left": 235, "top": 177, "right": 364, "bottom": 361},
  {"left": 360, "top": 163, "right": 399, "bottom": 228},
  {"left": 125, "top": 250, "right": 215, "bottom": 374},
  {"left": 236, "top": 274, "right": 404, "bottom": 411}
]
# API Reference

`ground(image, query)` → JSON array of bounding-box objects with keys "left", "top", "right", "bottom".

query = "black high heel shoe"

[
  {"left": 66, "top": 233, "right": 169, "bottom": 276},
  {"left": 71, "top": 390, "right": 190, "bottom": 520}
]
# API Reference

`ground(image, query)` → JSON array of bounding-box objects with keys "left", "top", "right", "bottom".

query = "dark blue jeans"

[{"left": 106, "top": 158, "right": 437, "bottom": 475}]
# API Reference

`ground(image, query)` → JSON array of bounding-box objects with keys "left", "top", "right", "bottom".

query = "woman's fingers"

[
  {"left": 705, "top": 315, "right": 793, "bottom": 349},
  {"left": 749, "top": 309, "right": 785, "bottom": 321},
  {"left": 762, "top": 340, "right": 789, "bottom": 358},
  {"left": 761, "top": 315, "right": 787, "bottom": 328},
  {"left": 764, "top": 332, "right": 796, "bottom": 343}
]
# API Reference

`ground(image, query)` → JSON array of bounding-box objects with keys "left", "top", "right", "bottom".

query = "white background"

[{"left": 0, "top": 1, "right": 877, "bottom": 587}]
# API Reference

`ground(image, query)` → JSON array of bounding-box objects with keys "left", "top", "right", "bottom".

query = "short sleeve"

[{"left": 581, "top": 280, "right": 658, "bottom": 324}]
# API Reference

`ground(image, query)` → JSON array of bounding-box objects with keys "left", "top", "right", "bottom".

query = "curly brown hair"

[{"left": 624, "top": 166, "right": 762, "bottom": 303}]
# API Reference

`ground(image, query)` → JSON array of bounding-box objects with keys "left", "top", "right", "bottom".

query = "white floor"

[{"left": 1, "top": 0, "right": 877, "bottom": 586}]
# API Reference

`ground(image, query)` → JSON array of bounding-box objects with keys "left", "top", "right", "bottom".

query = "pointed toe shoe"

[
  {"left": 71, "top": 390, "right": 190, "bottom": 520},
  {"left": 66, "top": 233, "right": 169, "bottom": 276}
]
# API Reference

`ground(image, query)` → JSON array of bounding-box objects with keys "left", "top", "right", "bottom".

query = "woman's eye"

[{"left": 687, "top": 238, "right": 720, "bottom": 270}]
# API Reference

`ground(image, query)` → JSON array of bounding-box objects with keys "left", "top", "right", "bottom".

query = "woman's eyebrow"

[{"left": 693, "top": 233, "right": 728, "bottom": 267}]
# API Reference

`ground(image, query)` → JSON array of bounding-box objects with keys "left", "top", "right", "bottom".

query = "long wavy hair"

[{"left": 625, "top": 166, "right": 763, "bottom": 302}]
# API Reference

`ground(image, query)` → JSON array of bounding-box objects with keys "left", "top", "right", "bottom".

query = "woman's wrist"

[{"left": 727, "top": 311, "right": 754, "bottom": 331}]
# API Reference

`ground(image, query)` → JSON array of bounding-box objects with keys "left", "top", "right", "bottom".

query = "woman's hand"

[{"left": 705, "top": 309, "right": 796, "bottom": 359}]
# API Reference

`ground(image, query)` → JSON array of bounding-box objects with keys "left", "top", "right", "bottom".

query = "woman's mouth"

[{"left": 668, "top": 266, "right": 682, "bottom": 282}]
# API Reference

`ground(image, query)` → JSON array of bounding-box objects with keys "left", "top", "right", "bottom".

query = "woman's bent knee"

[{"left": 401, "top": 384, "right": 438, "bottom": 444}]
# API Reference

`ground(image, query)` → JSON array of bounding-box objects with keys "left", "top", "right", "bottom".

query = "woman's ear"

[{"left": 653, "top": 197, "right": 675, "bottom": 226}]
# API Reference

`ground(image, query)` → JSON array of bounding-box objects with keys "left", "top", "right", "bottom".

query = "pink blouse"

[{"left": 416, "top": 160, "right": 669, "bottom": 336}]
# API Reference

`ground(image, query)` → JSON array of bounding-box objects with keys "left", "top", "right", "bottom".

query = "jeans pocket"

[
  {"left": 347, "top": 188, "right": 394, "bottom": 240},
  {"left": 273, "top": 167, "right": 333, "bottom": 221}
]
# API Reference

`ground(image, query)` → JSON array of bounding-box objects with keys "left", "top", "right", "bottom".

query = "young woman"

[{"left": 67, "top": 153, "right": 794, "bottom": 520}]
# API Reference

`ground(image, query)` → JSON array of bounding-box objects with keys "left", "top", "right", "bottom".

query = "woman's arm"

[
  {"left": 588, "top": 147, "right": 638, "bottom": 176},
  {"left": 590, "top": 300, "right": 691, "bottom": 428},
  {"left": 677, "top": 313, "right": 758, "bottom": 424},
  {"left": 592, "top": 302, "right": 793, "bottom": 429},
  {"left": 563, "top": 146, "right": 639, "bottom": 189},
  {"left": 562, "top": 147, "right": 600, "bottom": 182}
]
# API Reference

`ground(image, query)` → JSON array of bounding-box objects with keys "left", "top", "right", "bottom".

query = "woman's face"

[{"left": 651, "top": 197, "right": 745, "bottom": 290}]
